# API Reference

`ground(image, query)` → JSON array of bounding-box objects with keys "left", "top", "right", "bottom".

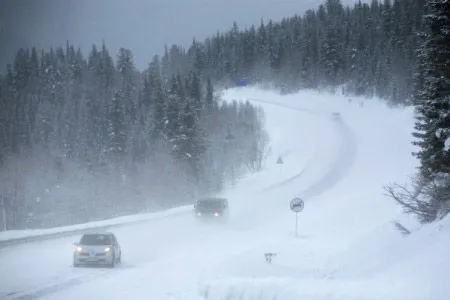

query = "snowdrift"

[
  {"left": 0, "top": 205, "right": 192, "bottom": 245},
  {"left": 200, "top": 216, "right": 450, "bottom": 300},
  {"left": 2, "top": 86, "right": 448, "bottom": 300},
  {"left": 196, "top": 86, "right": 449, "bottom": 300}
]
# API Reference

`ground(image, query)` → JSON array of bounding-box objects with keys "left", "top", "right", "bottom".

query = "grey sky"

[{"left": 0, "top": 0, "right": 362, "bottom": 71}]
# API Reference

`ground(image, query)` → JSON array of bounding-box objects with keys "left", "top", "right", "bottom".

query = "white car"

[{"left": 73, "top": 232, "right": 121, "bottom": 268}]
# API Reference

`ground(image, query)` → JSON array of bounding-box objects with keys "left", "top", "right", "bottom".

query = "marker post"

[{"left": 289, "top": 197, "right": 304, "bottom": 237}]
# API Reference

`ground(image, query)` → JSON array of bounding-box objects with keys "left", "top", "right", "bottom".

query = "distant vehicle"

[
  {"left": 73, "top": 232, "right": 121, "bottom": 268},
  {"left": 194, "top": 197, "right": 229, "bottom": 221},
  {"left": 331, "top": 112, "right": 341, "bottom": 120},
  {"left": 235, "top": 78, "right": 248, "bottom": 87}
]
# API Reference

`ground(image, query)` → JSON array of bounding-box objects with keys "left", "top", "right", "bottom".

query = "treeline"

[
  {"left": 0, "top": 44, "right": 268, "bottom": 229},
  {"left": 157, "top": 0, "right": 425, "bottom": 104},
  {"left": 0, "top": 0, "right": 436, "bottom": 229}
]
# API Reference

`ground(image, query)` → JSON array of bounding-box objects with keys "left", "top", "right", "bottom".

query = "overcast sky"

[{"left": 0, "top": 0, "right": 362, "bottom": 71}]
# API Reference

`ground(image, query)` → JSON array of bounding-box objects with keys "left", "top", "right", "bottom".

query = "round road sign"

[{"left": 290, "top": 197, "right": 304, "bottom": 212}]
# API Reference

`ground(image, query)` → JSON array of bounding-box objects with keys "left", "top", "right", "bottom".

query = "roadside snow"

[
  {"left": 2, "top": 86, "right": 448, "bottom": 300},
  {"left": 196, "top": 87, "right": 449, "bottom": 300},
  {"left": 0, "top": 205, "right": 192, "bottom": 241},
  {"left": 200, "top": 215, "right": 450, "bottom": 300}
]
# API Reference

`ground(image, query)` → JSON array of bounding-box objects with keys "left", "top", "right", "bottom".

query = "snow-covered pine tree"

[
  {"left": 0, "top": 36, "right": 270, "bottom": 228},
  {"left": 412, "top": 0, "right": 450, "bottom": 179},
  {"left": 205, "top": 77, "right": 214, "bottom": 111},
  {"left": 321, "top": 0, "right": 345, "bottom": 87},
  {"left": 405, "top": 0, "right": 450, "bottom": 221}
]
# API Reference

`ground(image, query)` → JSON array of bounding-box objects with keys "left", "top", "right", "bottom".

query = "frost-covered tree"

[
  {"left": 387, "top": 0, "right": 450, "bottom": 223},
  {"left": 412, "top": 0, "right": 450, "bottom": 179},
  {"left": 0, "top": 42, "right": 268, "bottom": 229},
  {"left": 158, "top": 0, "right": 424, "bottom": 103}
]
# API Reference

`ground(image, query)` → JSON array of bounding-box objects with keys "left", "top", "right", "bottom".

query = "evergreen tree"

[
  {"left": 388, "top": 0, "right": 450, "bottom": 223},
  {"left": 189, "top": 71, "right": 202, "bottom": 115},
  {"left": 206, "top": 77, "right": 214, "bottom": 110},
  {"left": 107, "top": 91, "right": 127, "bottom": 161},
  {"left": 177, "top": 102, "right": 207, "bottom": 181},
  {"left": 0, "top": 76, "right": 5, "bottom": 167},
  {"left": 321, "top": 0, "right": 346, "bottom": 86},
  {"left": 412, "top": 0, "right": 450, "bottom": 180},
  {"left": 0, "top": 40, "right": 277, "bottom": 227}
]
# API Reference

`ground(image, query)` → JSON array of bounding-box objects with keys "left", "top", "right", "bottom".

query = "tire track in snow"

[
  {"left": 227, "top": 98, "right": 357, "bottom": 232},
  {"left": 1, "top": 262, "right": 142, "bottom": 300},
  {"left": 297, "top": 117, "right": 357, "bottom": 199},
  {"left": 246, "top": 98, "right": 322, "bottom": 192},
  {"left": 194, "top": 97, "right": 359, "bottom": 300},
  {"left": 262, "top": 133, "right": 320, "bottom": 192},
  {"left": 247, "top": 98, "right": 358, "bottom": 199},
  {"left": 2, "top": 97, "right": 358, "bottom": 300}
]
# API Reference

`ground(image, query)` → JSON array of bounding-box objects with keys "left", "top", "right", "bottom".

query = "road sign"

[
  {"left": 290, "top": 197, "right": 304, "bottom": 212},
  {"left": 290, "top": 197, "right": 304, "bottom": 238}
]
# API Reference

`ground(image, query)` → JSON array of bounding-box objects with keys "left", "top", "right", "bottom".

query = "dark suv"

[{"left": 194, "top": 197, "right": 229, "bottom": 221}]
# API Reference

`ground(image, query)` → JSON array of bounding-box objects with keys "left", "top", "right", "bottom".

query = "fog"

[{"left": 1, "top": 0, "right": 362, "bottom": 71}]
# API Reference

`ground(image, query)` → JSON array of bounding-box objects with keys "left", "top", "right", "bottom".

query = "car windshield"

[
  {"left": 80, "top": 234, "right": 112, "bottom": 245},
  {"left": 197, "top": 199, "right": 224, "bottom": 210}
]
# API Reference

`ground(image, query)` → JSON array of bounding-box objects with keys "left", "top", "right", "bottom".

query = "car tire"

[
  {"left": 73, "top": 255, "right": 80, "bottom": 267},
  {"left": 107, "top": 252, "right": 116, "bottom": 268}
]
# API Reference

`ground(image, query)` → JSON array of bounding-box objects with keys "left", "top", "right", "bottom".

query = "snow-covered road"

[
  {"left": 0, "top": 87, "right": 353, "bottom": 299},
  {"left": 3, "top": 86, "right": 442, "bottom": 300}
]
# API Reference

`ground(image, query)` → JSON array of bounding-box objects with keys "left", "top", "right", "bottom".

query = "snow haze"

[
  {"left": 0, "top": 0, "right": 366, "bottom": 71},
  {"left": 1, "top": 86, "right": 448, "bottom": 299}
]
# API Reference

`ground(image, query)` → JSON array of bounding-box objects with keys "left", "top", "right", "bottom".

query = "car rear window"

[{"left": 80, "top": 234, "right": 112, "bottom": 245}]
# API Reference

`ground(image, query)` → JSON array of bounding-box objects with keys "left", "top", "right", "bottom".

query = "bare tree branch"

[{"left": 385, "top": 173, "right": 450, "bottom": 223}]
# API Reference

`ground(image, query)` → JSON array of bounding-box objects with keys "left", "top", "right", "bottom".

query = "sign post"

[{"left": 289, "top": 197, "right": 304, "bottom": 237}]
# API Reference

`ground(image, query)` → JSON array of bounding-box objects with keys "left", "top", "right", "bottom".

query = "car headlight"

[
  {"left": 104, "top": 247, "right": 111, "bottom": 252},
  {"left": 214, "top": 212, "right": 219, "bottom": 217},
  {"left": 75, "top": 246, "right": 82, "bottom": 252},
  {"left": 196, "top": 212, "right": 202, "bottom": 216}
]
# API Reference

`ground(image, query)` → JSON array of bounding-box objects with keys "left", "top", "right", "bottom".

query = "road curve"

[
  {"left": 248, "top": 98, "right": 358, "bottom": 198},
  {"left": 0, "top": 96, "right": 358, "bottom": 300}
]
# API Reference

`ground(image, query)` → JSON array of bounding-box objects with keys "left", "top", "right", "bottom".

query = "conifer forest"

[{"left": 1, "top": 0, "right": 449, "bottom": 229}]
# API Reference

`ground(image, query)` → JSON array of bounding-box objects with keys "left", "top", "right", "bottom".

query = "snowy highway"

[
  {"left": 0, "top": 87, "right": 350, "bottom": 299},
  {"left": 1, "top": 87, "right": 437, "bottom": 300}
]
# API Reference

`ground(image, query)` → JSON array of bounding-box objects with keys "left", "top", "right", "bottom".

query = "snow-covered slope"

[
  {"left": 1, "top": 86, "right": 448, "bottom": 300},
  {"left": 200, "top": 87, "right": 449, "bottom": 300}
]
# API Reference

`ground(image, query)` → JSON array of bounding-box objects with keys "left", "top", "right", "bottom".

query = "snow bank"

[
  {"left": 200, "top": 276, "right": 425, "bottom": 300},
  {"left": 198, "top": 87, "right": 448, "bottom": 300},
  {"left": 200, "top": 215, "right": 450, "bottom": 300},
  {"left": 0, "top": 205, "right": 192, "bottom": 242}
]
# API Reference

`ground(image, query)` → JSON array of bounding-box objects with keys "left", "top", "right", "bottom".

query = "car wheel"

[
  {"left": 108, "top": 260, "right": 115, "bottom": 268},
  {"left": 108, "top": 252, "right": 116, "bottom": 268},
  {"left": 117, "top": 252, "right": 122, "bottom": 264},
  {"left": 73, "top": 254, "right": 80, "bottom": 267}
]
